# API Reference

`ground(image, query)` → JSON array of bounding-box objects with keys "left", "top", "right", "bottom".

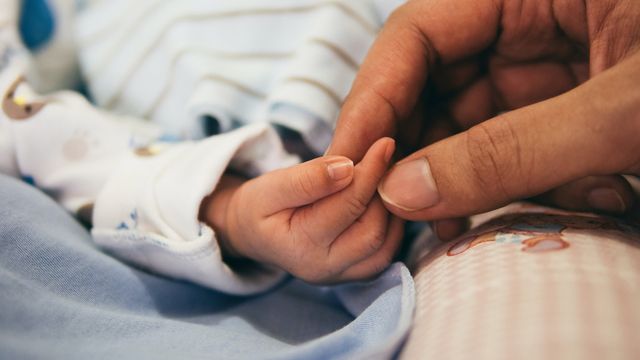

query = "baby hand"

[{"left": 201, "top": 138, "right": 403, "bottom": 284}]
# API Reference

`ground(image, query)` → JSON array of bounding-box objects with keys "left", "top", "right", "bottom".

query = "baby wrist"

[{"left": 199, "top": 175, "right": 246, "bottom": 259}]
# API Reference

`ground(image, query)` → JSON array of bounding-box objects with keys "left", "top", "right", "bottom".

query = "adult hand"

[{"left": 327, "top": 0, "right": 640, "bottom": 238}]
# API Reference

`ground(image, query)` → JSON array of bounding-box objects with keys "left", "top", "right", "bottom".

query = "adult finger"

[
  {"left": 377, "top": 52, "right": 640, "bottom": 221},
  {"left": 447, "top": 60, "right": 583, "bottom": 131},
  {"left": 326, "top": 0, "right": 501, "bottom": 161},
  {"left": 534, "top": 175, "right": 635, "bottom": 214},
  {"left": 432, "top": 218, "right": 469, "bottom": 241}
]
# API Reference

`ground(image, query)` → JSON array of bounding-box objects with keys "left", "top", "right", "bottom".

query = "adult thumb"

[{"left": 377, "top": 55, "right": 640, "bottom": 221}]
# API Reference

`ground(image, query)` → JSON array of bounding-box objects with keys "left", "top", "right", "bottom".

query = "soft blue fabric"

[{"left": 0, "top": 175, "right": 415, "bottom": 360}]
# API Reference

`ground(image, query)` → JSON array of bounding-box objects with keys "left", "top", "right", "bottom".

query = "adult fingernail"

[
  {"left": 587, "top": 188, "right": 627, "bottom": 213},
  {"left": 378, "top": 157, "right": 439, "bottom": 211},
  {"left": 327, "top": 158, "right": 354, "bottom": 181}
]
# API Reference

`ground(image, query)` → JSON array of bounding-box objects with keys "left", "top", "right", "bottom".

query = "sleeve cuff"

[{"left": 92, "top": 123, "right": 299, "bottom": 295}]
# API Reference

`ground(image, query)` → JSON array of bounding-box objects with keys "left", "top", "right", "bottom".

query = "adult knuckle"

[
  {"left": 465, "top": 119, "right": 527, "bottom": 201},
  {"left": 464, "top": 124, "right": 503, "bottom": 190}
]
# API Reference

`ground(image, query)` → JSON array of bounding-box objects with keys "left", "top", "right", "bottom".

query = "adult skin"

[{"left": 327, "top": 0, "right": 640, "bottom": 239}]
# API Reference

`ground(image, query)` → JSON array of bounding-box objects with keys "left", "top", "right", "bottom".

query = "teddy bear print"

[
  {"left": 2, "top": 76, "right": 46, "bottom": 120},
  {"left": 446, "top": 213, "right": 625, "bottom": 256}
]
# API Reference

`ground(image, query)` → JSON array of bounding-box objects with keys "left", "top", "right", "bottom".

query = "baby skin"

[{"left": 200, "top": 138, "right": 404, "bottom": 284}]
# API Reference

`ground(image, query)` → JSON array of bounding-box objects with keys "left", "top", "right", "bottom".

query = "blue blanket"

[{"left": 0, "top": 175, "right": 414, "bottom": 359}]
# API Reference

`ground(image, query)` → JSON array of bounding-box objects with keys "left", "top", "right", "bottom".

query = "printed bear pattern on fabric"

[
  {"left": 447, "top": 212, "right": 639, "bottom": 256},
  {"left": 402, "top": 205, "right": 640, "bottom": 360}
]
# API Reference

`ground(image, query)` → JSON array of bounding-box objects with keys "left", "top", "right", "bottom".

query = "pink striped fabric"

[{"left": 402, "top": 204, "right": 640, "bottom": 360}]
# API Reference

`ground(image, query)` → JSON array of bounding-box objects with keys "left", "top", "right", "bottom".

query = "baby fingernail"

[
  {"left": 327, "top": 158, "right": 354, "bottom": 181},
  {"left": 384, "top": 139, "right": 395, "bottom": 163},
  {"left": 378, "top": 157, "right": 439, "bottom": 211},
  {"left": 587, "top": 188, "right": 626, "bottom": 213}
]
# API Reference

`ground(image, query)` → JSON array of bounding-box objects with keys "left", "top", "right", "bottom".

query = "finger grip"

[{"left": 292, "top": 137, "right": 395, "bottom": 245}]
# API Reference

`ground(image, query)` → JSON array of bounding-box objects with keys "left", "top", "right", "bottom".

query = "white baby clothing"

[
  {"left": 1, "top": 8, "right": 299, "bottom": 294},
  {"left": 72, "top": 0, "right": 393, "bottom": 154},
  {"left": 0, "top": 0, "right": 406, "bottom": 294}
]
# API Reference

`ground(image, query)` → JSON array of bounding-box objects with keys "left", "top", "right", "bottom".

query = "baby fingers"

[
  {"left": 296, "top": 212, "right": 405, "bottom": 284},
  {"left": 333, "top": 215, "right": 405, "bottom": 283},
  {"left": 290, "top": 137, "right": 395, "bottom": 246},
  {"left": 251, "top": 155, "right": 355, "bottom": 216}
]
